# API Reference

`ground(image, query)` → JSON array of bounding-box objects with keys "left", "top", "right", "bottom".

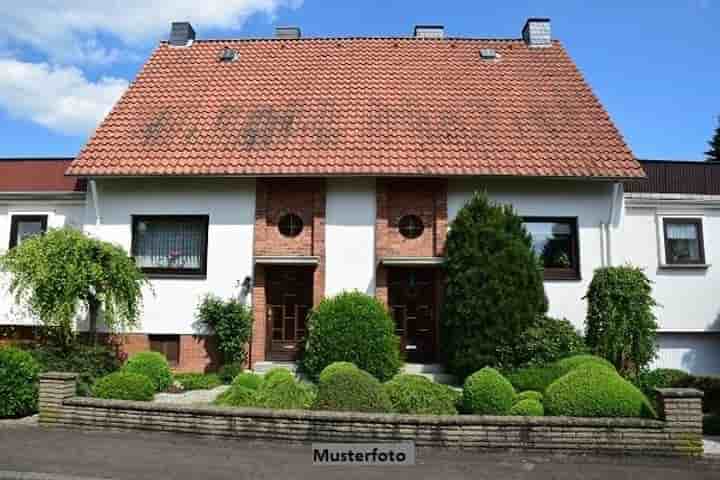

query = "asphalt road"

[{"left": 1, "top": 426, "right": 719, "bottom": 480}]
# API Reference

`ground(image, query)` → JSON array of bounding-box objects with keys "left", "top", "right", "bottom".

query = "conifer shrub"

[
  {"left": 462, "top": 367, "right": 516, "bottom": 415},
  {"left": 554, "top": 354, "right": 616, "bottom": 376},
  {"left": 217, "top": 362, "right": 243, "bottom": 384},
  {"left": 313, "top": 367, "right": 392, "bottom": 413},
  {"left": 214, "top": 385, "right": 255, "bottom": 408},
  {"left": 383, "top": 374, "right": 458, "bottom": 415},
  {"left": 92, "top": 371, "right": 155, "bottom": 401},
  {"left": 122, "top": 352, "right": 173, "bottom": 392},
  {"left": 506, "top": 365, "right": 565, "bottom": 393},
  {"left": 443, "top": 192, "right": 547, "bottom": 379},
  {"left": 253, "top": 377, "right": 315, "bottom": 410},
  {"left": 318, "top": 362, "right": 358, "bottom": 384}
]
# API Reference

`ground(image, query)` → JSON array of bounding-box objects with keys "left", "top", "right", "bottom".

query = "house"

[{"left": 1, "top": 19, "right": 718, "bottom": 374}]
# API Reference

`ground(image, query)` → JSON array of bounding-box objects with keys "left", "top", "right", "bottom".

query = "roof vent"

[
  {"left": 413, "top": 25, "right": 445, "bottom": 39},
  {"left": 275, "top": 26, "right": 301, "bottom": 39},
  {"left": 479, "top": 48, "right": 497, "bottom": 60},
  {"left": 169, "top": 22, "right": 196, "bottom": 47},
  {"left": 522, "top": 18, "right": 551, "bottom": 47},
  {"left": 219, "top": 47, "right": 239, "bottom": 62}
]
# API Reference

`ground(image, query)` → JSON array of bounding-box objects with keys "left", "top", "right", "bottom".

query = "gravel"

[
  {"left": 0, "top": 415, "right": 38, "bottom": 429},
  {"left": 153, "top": 385, "right": 229, "bottom": 405},
  {"left": 704, "top": 436, "right": 720, "bottom": 457}
]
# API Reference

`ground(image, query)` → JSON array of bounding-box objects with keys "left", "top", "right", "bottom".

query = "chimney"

[
  {"left": 275, "top": 26, "right": 301, "bottom": 39},
  {"left": 413, "top": 25, "right": 445, "bottom": 39},
  {"left": 522, "top": 18, "right": 551, "bottom": 47},
  {"left": 169, "top": 22, "right": 195, "bottom": 47}
]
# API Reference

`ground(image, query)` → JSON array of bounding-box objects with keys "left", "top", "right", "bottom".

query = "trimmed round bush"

[
  {"left": 122, "top": 352, "right": 172, "bottom": 392},
  {"left": 218, "top": 363, "right": 243, "bottom": 384},
  {"left": 506, "top": 365, "right": 564, "bottom": 393},
  {"left": 254, "top": 377, "right": 315, "bottom": 410},
  {"left": 214, "top": 385, "right": 255, "bottom": 407},
  {"left": 463, "top": 367, "right": 516, "bottom": 415},
  {"left": 383, "top": 374, "right": 458, "bottom": 415},
  {"left": 233, "top": 372, "right": 264, "bottom": 391},
  {"left": 263, "top": 367, "right": 294, "bottom": 384},
  {"left": 545, "top": 364, "right": 656, "bottom": 418},
  {"left": 509, "top": 399, "right": 544, "bottom": 416},
  {"left": 300, "top": 291, "right": 402, "bottom": 382},
  {"left": 0, "top": 346, "right": 41, "bottom": 418},
  {"left": 516, "top": 390, "right": 543, "bottom": 403},
  {"left": 555, "top": 355, "right": 615, "bottom": 376},
  {"left": 173, "top": 373, "right": 222, "bottom": 391},
  {"left": 319, "top": 362, "right": 358, "bottom": 384},
  {"left": 92, "top": 371, "right": 155, "bottom": 401},
  {"left": 313, "top": 367, "right": 392, "bottom": 413}
]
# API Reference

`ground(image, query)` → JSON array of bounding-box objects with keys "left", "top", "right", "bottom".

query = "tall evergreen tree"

[{"left": 706, "top": 116, "right": 720, "bottom": 162}]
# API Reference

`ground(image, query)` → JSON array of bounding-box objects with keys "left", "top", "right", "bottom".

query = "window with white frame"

[
  {"left": 131, "top": 215, "right": 209, "bottom": 276},
  {"left": 663, "top": 218, "right": 705, "bottom": 265}
]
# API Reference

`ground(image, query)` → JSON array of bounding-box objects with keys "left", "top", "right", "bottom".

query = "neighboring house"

[{"left": 0, "top": 19, "right": 717, "bottom": 374}]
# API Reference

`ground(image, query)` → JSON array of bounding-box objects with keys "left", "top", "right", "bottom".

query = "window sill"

[
  {"left": 659, "top": 264, "right": 710, "bottom": 270},
  {"left": 543, "top": 275, "right": 582, "bottom": 282},
  {"left": 144, "top": 273, "right": 207, "bottom": 280}
]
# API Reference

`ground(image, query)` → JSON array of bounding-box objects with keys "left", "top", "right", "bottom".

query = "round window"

[
  {"left": 398, "top": 214, "right": 424, "bottom": 239},
  {"left": 278, "top": 213, "right": 304, "bottom": 238}
]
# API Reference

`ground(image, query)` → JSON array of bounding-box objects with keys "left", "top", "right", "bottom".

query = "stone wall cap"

[
  {"left": 40, "top": 372, "right": 79, "bottom": 380},
  {"left": 655, "top": 387, "right": 704, "bottom": 398}
]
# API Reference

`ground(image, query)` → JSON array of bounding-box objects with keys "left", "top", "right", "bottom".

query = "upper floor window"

[
  {"left": 9, "top": 215, "right": 48, "bottom": 249},
  {"left": 663, "top": 218, "right": 705, "bottom": 265},
  {"left": 399, "top": 214, "right": 424, "bottom": 239},
  {"left": 278, "top": 213, "right": 303, "bottom": 238},
  {"left": 131, "top": 215, "right": 209, "bottom": 277},
  {"left": 523, "top": 217, "right": 580, "bottom": 280}
]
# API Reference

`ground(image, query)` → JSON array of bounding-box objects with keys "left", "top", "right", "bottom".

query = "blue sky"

[{"left": 0, "top": 1, "right": 718, "bottom": 160}]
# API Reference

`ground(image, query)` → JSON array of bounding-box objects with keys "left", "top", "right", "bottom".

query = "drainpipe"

[
  {"left": 89, "top": 180, "right": 101, "bottom": 225},
  {"left": 606, "top": 182, "right": 622, "bottom": 267}
]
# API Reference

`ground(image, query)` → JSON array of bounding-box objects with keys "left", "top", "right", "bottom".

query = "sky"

[{"left": 0, "top": 1, "right": 718, "bottom": 160}]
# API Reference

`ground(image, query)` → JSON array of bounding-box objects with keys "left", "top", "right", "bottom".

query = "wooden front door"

[
  {"left": 388, "top": 268, "right": 436, "bottom": 363},
  {"left": 266, "top": 266, "right": 313, "bottom": 361}
]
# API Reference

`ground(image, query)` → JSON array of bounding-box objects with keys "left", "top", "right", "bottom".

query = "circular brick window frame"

[
  {"left": 278, "top": 213, "right": 304, "bottom": 238},
  {"left": 398, "top": 214, "right": 424, "bottom": 239}
]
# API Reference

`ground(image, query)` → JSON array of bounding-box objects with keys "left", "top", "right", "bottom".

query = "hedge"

[
  {"left": 313, "top": 367, "right": 392, "bottom": 413},
  {"left": 122, "top": 352, "right": 173, "bottom": 392},
  {"left": 672, "top": 375, "right": 720, "bottom": 414},
  {"left": 515, "top": 390, "right": 543, "bottom": 403},
  {"left": 0, "top": 346, "right": 41, "bottom": 418},
  {"left": 92, "top": 371, "right": 155, "bottom": 401},
  {"left": 463, "top": 367, "right": 516, "bottom": 415},
  {"left": 554, "top": 355, "right": 616, "bottom": 376},
  {"left": 509, "top": 399, "right": 544, "bottom": 416},
  {"left": 383, "top": 374, "right": 458, "bottom": 415},
  {"left": 506, "top": 365, "right": 564, "bottom": 393},
  {"left": 544, "top": 364, "right": 656, "bottom": 418}
]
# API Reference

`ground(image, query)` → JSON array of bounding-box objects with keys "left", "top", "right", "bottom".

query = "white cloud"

[
  {"left": 0, "top": 0, "right": 302, "bottom": 64},
  {"left": 0, "top": 59, "right": 128, "bottom": 135}
]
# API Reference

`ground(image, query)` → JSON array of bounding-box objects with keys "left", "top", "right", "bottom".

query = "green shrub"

[
  {"left": 632, "top": 368, "right": 690, "bottom": 399},
  {"left": 0, "top": 346, "right": 41, "bottom": 417},
  {"left": 28, "top": 343, "right": 121, "bottom": 396},
  {"left": 584, "top": 266, "right": 658, "bottom": 375},
  {"left": 506, "top": 365, "right": 564, "bottom": 393},
  {"left": 318, "top": 362, "right": 358, "bottom": 384},
  {"left": 672, "top": 375, "right": 720, "bottom": 414},
  {"left": 704, "top": 414, "right": 720, "bottom": 435},
  {"left": 218, "top": 362, "right": 243, "bottom": 384},
  {"left": 516, "top": 391, "right": 543, "bottom": 403},
  {"left": 443, "top": 192, "right": 548, "bottom": 379},
  {"left": 555, "top": 355, "right": 616, "bottom": 376},
  {"left": 301, "top": 292, "right": 401, "bottom": 382},
  {"left": 263, "top": 367, "right": 294, "bottom": 384},
  {"left": 196, "top": 295, "right": 252, "bottom": 364},
  {"left": 509, "top": 399, "right": 544, "bottom": 416},
  {"left": 92, "top": 371, "right": 155, "bottom": 401},
  {"left": 254, "top": 377, "right": 315, "bottom": 410},
  {"left": 214, "top": 385, "right": 255, "bottom": 408},
  {"left": 122, "top": 352, "right": 173, "bottom": 392},
  {"left": 499, "top": 316, "right": 586, "bottom": 368},
  {"left": 232, "top": 372, "right": 264, "bottom": 391},
  {"left": 173, "top": 373, "right": 222, "bottom": 391},
  {"left": 545, "top": 364, "right": 656, "bottom": 418},
  {"left": 313, "top": 367, "right": 392, "bottom": 413},
  {"left": 383, "top": 374, "right": 458, "bottom": 415},
  {"left": 463, "top": 367, "right": 516, "bottom": 415}
]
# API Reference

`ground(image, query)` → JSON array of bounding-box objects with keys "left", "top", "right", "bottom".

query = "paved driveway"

[{"left": 1, "top": 426, "right": 718, "bottom": 480}]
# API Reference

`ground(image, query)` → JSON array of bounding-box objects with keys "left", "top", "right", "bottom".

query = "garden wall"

[{"left": 39, "top": 373, "right": 704, "bottom": 456}]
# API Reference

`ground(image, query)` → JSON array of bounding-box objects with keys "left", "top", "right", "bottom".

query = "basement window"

[
  {"left": 9, "top": 215, "right": 48, "bottom": 249},
  {"left": 523, "top": 217, "right": 580, "bottom": 280},
  {"left": 663, "top": 218, "right": 705, "bottom": 266},
  {"left": 131, "top": 215, "right": 209, "bottom": 277},
  {"left": 149, "top": 335, "right": 180, "bottom": 367}
]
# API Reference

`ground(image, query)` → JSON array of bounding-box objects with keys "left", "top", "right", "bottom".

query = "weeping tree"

[
  {"left": 0, "top": 228, "right": 147, "bottom": 348},
  {"left": 442, "top": 192, "right": 548, "bottom": 380}
]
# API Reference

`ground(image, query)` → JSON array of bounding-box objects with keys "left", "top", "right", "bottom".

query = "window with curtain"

[
  {"left": 664, "top": 218, "right": 705, "bottom": 265},
  {"left": 9, "top": 215, "right": 48, "bottom": 248},
  {"left": 523, "top": 217, "right": 580, "bottom": 280},
  {"left": 131, "top": 215, "right": 209, "bottom": 276}
]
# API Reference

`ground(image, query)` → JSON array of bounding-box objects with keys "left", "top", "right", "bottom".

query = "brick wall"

[
  {"left": 251, "top": 179, "right": 326, "bottom": 364},
  {"left": 39, "top": 374, "right": 705, "bottom": 456},
  {"left": 114, "top": 334, "right": 220, "bottom": 373}
]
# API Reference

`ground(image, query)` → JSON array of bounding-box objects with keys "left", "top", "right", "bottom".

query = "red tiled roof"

[
  {"left": 68, "top": 38, "right": 643, "bottom": 178},
  {"left": 0, "top": 158, "right": 85, "bottom": 192}
]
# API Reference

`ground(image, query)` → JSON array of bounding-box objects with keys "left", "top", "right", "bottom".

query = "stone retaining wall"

[{"left": 38, "top": 373, "right": 704, "bottom": 456}]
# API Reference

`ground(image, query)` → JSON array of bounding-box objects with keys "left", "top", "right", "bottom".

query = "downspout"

[
  {"left": 606, "top": 182, "right": 622, "bottom": 267},
  {"left": 89, "top": 180, "right": 101, "bottom": 225}
]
